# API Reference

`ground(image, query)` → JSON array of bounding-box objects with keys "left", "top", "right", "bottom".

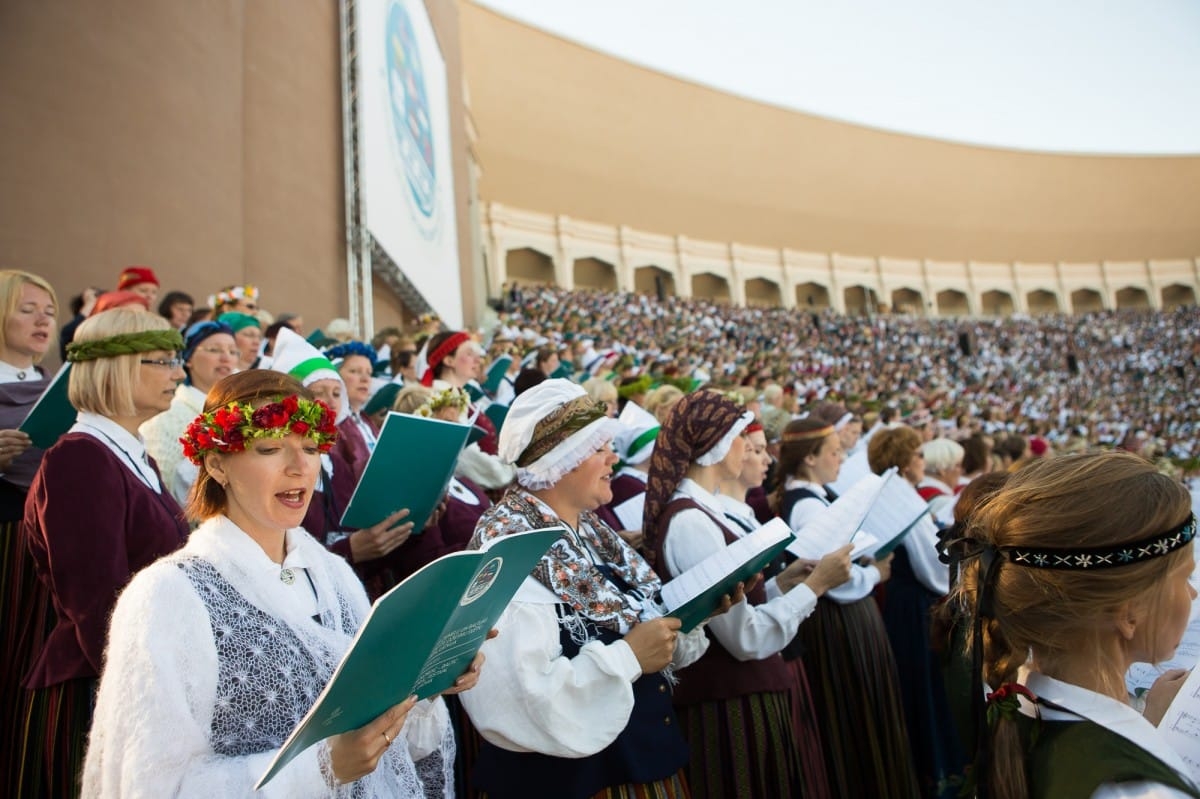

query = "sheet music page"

[
  {"left": 784, "top": 471, "right": 888, "bottom": 560},
  {"left": 660, "top": 519, "right": 792, "bottom": 610},
  {"left": 1156, "top": 664, "right": 1200, "bottom": 784},
  {"left": 829, "top": 448, "right": 872, "bottom": 496},
  {"left": 787, "top": 529, "right": 878, "bottom": 562},
  {"left": 612, "top": 493, "right": 645, "bottom": 532},
  {"left": 1128, "top": 581, "right": 1200, "bottom": 696},
  {"left": 861, "top": 475, "right": 930, "bottom": 541}
]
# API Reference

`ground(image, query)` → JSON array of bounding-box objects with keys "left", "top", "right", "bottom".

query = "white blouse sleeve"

[
  {"left": 454, "top": 443, "right": 516, "bottom": 491},
  {"left": 81, "top": 566, "right": 332, "bottom": 799},
  {"left": 903, "top": 517, "right": 950, "bottom": 596},
  {"left": 672, "top": 624, "right": 710, "bottom": 669},
  {"left": 663, "top": 507, "right": 817, "bottom": 661},
  {"left": 457, "top": 596, "right": 642, "bottom": 758}
]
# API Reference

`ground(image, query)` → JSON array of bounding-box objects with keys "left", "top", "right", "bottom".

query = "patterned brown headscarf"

[{"left": 641, "top": 391, "right": 747, "bottom": 563}]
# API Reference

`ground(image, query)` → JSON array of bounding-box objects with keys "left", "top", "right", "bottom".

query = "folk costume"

[
  {"left": 460, "top": 380, "right": 708, "bottom": 799},
  {"left": 878, "top": 478, "right": 964, "bottom": 797},
  {"left": 944, "top": 511, "right": 1200, "bottom": 799},
  {"left": 19, "top": 325, "right": 190, "bottom": 798},
  {"left": 81, "top": 515, "right": 454, "bottom": 798},
  {"left": 780, "top": 478, "right": 919, "bottom": 798},
  {"left": 0, "top": 360, "right": 52, "bottom": 798},
  {"left": 716, "top": 489, "right": 833, "bottom": 799},
  {"left": 642, "top": 391, "right": 816, "bottom": 799}
]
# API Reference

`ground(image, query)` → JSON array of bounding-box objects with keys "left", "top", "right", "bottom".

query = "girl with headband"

[
  {"left": 19, "top": 308, "right": 190, "bottom": 797},
  {"left": 773, "top": 417, "right": 917, "bottom": 798},
  {"left": 642, "top": 390, "right": 853, "bottom": 799},
  {"left": 82, "top": 370, "right": 475, "bottom": 796},
  {"left": 421, "top": 330, "right": 514, "bottom": 490},
  {"left": 950, "top": 451, "right": 1198, "bottom": 798}
]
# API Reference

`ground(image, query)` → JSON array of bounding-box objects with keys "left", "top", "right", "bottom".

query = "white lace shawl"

[{"left": 82, "top": 516, "right": 454, "bottom": 798}]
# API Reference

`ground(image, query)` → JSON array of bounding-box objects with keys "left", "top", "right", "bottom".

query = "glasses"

[{"left": 141, "top": 357, "right": 184, "bottom": 369}]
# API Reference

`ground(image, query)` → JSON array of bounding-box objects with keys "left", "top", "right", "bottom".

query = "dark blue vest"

[{"left": 472, "top": 606, "right": 688, "bottom": 799}]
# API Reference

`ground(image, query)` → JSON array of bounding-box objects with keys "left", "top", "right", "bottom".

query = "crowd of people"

[{"left": 2, "top": 265, "right": 1199, "bottom": 798}]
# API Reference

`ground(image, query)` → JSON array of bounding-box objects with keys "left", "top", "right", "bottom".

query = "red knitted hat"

[{"left": 116, "top": 266, "right": 159, "bottom": 291}]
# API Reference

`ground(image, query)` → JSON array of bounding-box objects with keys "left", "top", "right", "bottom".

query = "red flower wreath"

[{"left": 180, "top": 395, "right": 338, "bottom": 465}]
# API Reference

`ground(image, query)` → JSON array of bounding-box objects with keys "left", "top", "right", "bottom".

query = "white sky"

[{"left": 475, "top": 0, "right": 1200, "bottom": 155}]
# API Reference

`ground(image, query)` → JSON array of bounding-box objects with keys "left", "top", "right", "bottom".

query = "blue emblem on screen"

[{"left": 386, "top": 1, "right": 436, "bottom": 221}]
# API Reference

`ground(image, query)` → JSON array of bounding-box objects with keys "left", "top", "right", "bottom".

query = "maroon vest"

[{"left": 654, "top": 497, "right": 792, "bottom": 705}]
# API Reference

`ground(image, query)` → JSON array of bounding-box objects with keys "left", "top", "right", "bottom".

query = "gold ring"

[{"left": 382, "top": 730, "right": 393, "bottom": 745}]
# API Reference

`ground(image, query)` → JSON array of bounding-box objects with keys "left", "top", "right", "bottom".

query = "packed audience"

[{"left": 3, "top": 265, "right": 1199, "bottom": 798}]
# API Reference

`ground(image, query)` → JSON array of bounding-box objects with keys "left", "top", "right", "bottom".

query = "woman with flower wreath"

[
  {"left": 421, "top": 330, "right": 515, "bottom": 492},
  {"left": 81, "top": 370, "right": 477, "bottom": 797},
  {"left": 950, "top": 451, "right": 1200, "bottom": 799},
  {"left": 421, "top": 331, "right": 500, "bottom": 456},
  {"left": 18, "top": 308, "right": 190, "bottom": 797}
]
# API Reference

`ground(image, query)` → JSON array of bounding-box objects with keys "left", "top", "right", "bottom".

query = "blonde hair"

[
  {"left": 582, "top": 377, "right": 617, "bottom": 405},
  {"left": 68, "top": 309, "right": 173, "bottom": 417},
  {"left": 644, "top": 384, "right": 684, "bottom": 424},
  {"left": 392, "top": 385, "right": 433, "bottom": 415},
  {"left": 0, "top": 270, "right": 58, "bottom": 363},
  {"left": 953, "top": 451, "right": 1192, "bottom": 799}
]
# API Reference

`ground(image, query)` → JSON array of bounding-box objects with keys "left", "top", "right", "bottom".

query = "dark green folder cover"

[
  {"left": 483, "top": 403, "right": 508, "bottom": 435},
  {"left": 482, "top": 354, "right": 512, "bottom": 394},
  {"left": 306, "top": 328, "right": 337, "bottom": 348},
  {"left": 663, "top": 519, "right": 795, "bottom": 633},
  {"left": 340, "top": 412, "right": 471, "bottom": 532},
  {"left": 465, "top": 383, "right": 485, "bottom": 402},
  {"left": 256, "top": 526, "right": 564, "bottom": 789},
  {"left": 19, "top": 363, "right": 74, "bottom": 449}
]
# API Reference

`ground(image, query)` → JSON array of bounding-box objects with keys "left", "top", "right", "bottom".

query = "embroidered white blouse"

[{"left": 460, "top": 492, "right": 708, "bottom": 758}]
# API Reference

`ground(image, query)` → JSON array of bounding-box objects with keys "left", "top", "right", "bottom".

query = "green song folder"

[
  {"left": 256, "top": 526, "right": 564, "bottom": 789},
  {"left": 661, "top": 518, "right": 795, "bottom": 633},
  {"left": 340, "top": 411, "right": 472, "bottom": 532},
  {"left": 19, "top": 363, "right": 74, "bottom": 449},
  {"left": 482, "top": 354, "right": 512, "bottom": 394}
]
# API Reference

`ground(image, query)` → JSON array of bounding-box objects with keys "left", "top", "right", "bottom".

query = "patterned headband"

[
  {"left": 66, "top": 329, "right": 184, "bottom": 362},
  {"left": 516, "top": 396, "right": 607, "bottom": 467},
  {"left": 782, "top": 424, "right": 835, "bottom": 443},
  {"left": 943, "top": 513, "right": 1196, "bottom": 573}
]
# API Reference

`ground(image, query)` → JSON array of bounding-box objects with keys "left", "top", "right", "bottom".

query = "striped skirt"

[
  {"left": 591, "top": 770, "right": 689, "bottom": 799},
  {"left": 785, "top": 658, "right": 833, "bottom": 799},
  {"left": 0, "top": 516, "right": 56, "bottom": 798},
  {"left": 798, "top": 596, "right": 920, "bottom": 799},
  {"left": 675, "top": 690, "right": 803, "bottom": 799},
  {"left": 480, "top": 770, "right": 689, "bottom": 799},
  {"left": 16, "top": 677, "right": 95, "bottom": 799}
]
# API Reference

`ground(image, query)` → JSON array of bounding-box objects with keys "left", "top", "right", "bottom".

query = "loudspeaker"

[
  {"left": 958, "top": 332, "right": 972, "bottom": 357},
  {"left": 655, "top": 274, "right": 666, "bottom": 302}
]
